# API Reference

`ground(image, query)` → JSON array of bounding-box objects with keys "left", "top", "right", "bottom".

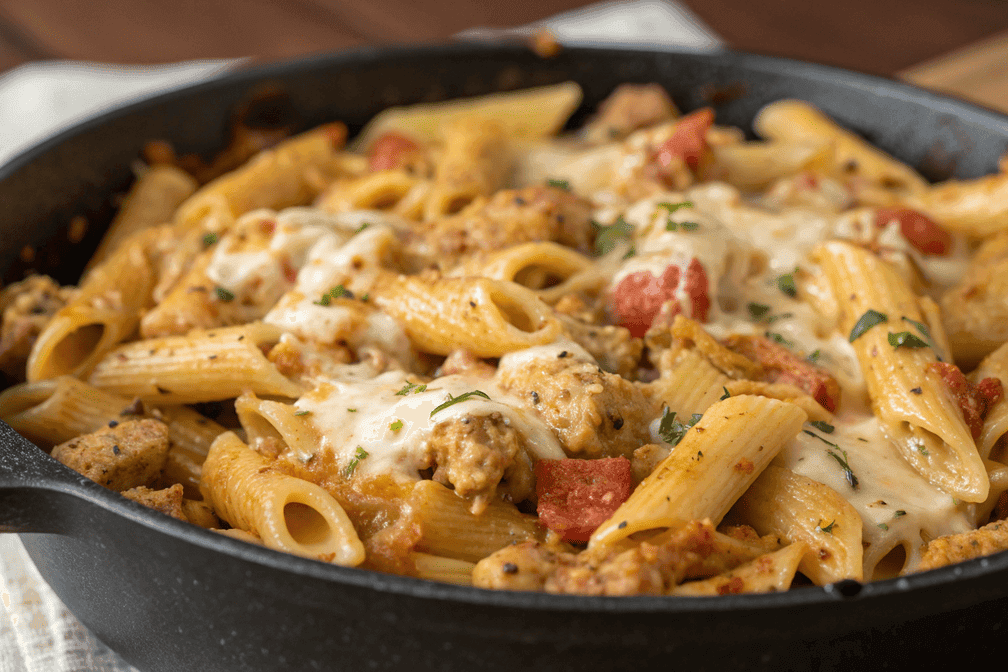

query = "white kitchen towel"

[{"left": 0, "top": 1, "right": 721, "bottom": 670}]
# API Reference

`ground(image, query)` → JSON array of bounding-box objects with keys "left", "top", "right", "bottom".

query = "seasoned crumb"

[{"left": 121, "top": 483, "right": 185, "bottom": 519}]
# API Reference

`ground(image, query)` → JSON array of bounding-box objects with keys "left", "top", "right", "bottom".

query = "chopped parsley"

[
  {"left": 593, "top": 216, "right": 634, "bottom": 257},
  {"left": 918, "top": 444, "right": 930, "bottom": 456},
  {"left": 294, "top": 410, "right": 311, "bottom": 417},
  {"left": 389, "top": 419, "right": 403, "bottom": 431},
  {"left": 658, "top": 407, "right": 702, "bottom": 446},
  {"left": 747, "top": 302, "right": 771, "bottom": 320},
  {"left": 361, "top": 293, "right": 370, "bottom": 302},
  {"left": 807, "top": 349, "right": 822, "bottom": 364},
  {"left": 720, "top": 386, "right": 731, "bottom": 400},
  {"left": 680, "top": 221, "right": 700, "bottom": 232},
  {"left": 877, "top": 523, "right": 889, "bottom": 531},
  {"left": 314, "top": 284, "right": 353, "bottom": 306},
  {"left": 766, "top": 312, "right": 793, "bottom": 324},
  {"left": 429, "top": 390, "right": 491, "bottom": 417},
  {"left": 202, "top": 232, "right": 218, "bottom": 247},
  {"left": 547, "top": 178, "right": 571, "bottom": 191},
  {"left": 343, "top": 446, "right": 369, "bottom": 477},
  {"left": 765, "top": 331, "right": 795, "bottom": 349},
  {"left": 354, "top": 222, "right": 371, "bottom": 234},
  {"left": 888, "top": 331, "right": 929, "bottom": 349},
  {"left": 894, "top": 510, "right": 906, "bottom": 518},
  {"left": 214, "top": 286, "right": 235, "bottom": 302},
  {"left": 777, "top": 270, "right": 798, "bottom": 298},
  {"left": 849, "top": 309, "right": 888, "bottom": 342},
  {"left": 901, "top": 316, "right": 942, "bottom": 360},
  {"left": 395, "top": 381, "right": 428, "bottom": 396},
  {"left": 657, "top": 201, "right": 694, "bottom": 214},
  {"left": 810, "top": 421, "right": 835, "bottom": 434},
  {"left": 827, "top": 448, "right": 859, "bottom": 489},
  {"left": 816, "top": 520, "right": 836, "bottom": 534},
  {"left": 347, "top": 408, "right": 357, "bottom": 412}
]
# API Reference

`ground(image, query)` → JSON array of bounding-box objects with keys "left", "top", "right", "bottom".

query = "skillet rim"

[{"left": 5, "top": 40, "right": 1008, "bottom": 616}]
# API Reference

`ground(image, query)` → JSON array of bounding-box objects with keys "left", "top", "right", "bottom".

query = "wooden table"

[{"left": 0, "top": 0, "right": 1006, "bottom": 112}]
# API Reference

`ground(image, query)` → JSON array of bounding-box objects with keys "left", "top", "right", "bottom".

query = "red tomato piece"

[
  {"left": 656, "top": 108, "right": 715, "bottom": 172},
  {"left": 927, "top": 362, "right": 1003, "bottom": 439},
  {"left": 611, "top": 259, "right": 710, "bottom": 338},
  {"left": 875, "top": 207, "right": 952, "bottom": 256},
  {"left": 536, "top": 457, "right": 633, "bottom": 543},
  {"left": 368, "top": 132, "right": 421, "bottom": 172}
]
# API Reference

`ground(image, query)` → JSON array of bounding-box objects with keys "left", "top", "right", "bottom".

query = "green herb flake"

[
  {"left": 547, "top": 178, "right": 571, "bottom": 191},
  {"left": 680, "top": 221, "right": 700, "bottom": 232},
  {"left": 777, "top": 271, "right": 798, "bottom": 298},
  {"left": 343, "top": 446, "right": 370, "bottom": 477},
  {"left": 202, "top": 232, "right": 218, "bottom": 247},
  {"left": 347, "top": 408, "right": 357, "bottom": 412},
  {"left": 657, "top": 407, "right": 702, "bottom": 446},
  {"left": 901, "top": 316, "right": 942, "bottom": 360},
  {"left": 657, "top": 201, "right": 693, "bottom": 214},
  {"left": 894, "top": 510, "right": 906, "bottom": 518},
  {"left": 214, "top": 286, "right": 235, "bottom": 302},
  {"left": 765, "top": 331, "right": 795, "bottom": 349},
  {"left": 849, "top": 309, "right": 888, "bottom": 342},
  {"left": 720, "top": 387, "right": 731, "bottom": 401},
  {"left": 747, "top": 302, "right": 771, "bottom": 320},
  {"left": 665, "top": 220, "right": 678, "bottom": 232},
  {"left": 807, "top": 349, "right": 822, "bottom": 364},
  {"left": 396, "top": 382, "right": 420, "bottom": 396},
  {"left": 827, "top": 448, "right": 859, "bottom": 489},
  {"left": 430, "top": 390, "right": 491, "bottom": 417},
  {"left": 593, "top": 216, "right": 634, "bottom": 257},
  {"left": 361, "top": 293, "right": 370, "bottom": 302},
  {"left": 354, "top": 222, "right": 371, "bottom": 234},
  {"left": 918, "top": 444, "right": 930, "bottom": 456},
  {"left": 816, "top": 520, "right": 836, "bottom": 534},
  {"left": 810, "top": 421, "right": 835, "bottom": 434},
  {"left": 877, "top": 523, "right": 889, "bottom": 531},
  {"left": 389, "top": 419, "right": 403, "bottom": 432},
  {"left": 888, "top": 331, "right": 929, "bottom": 349},
  {"left": 766, "top": 312, "right": 794, "bottom": 324},
  {"left": 294, "top": 410, "right": 311, "bottom": 417}
]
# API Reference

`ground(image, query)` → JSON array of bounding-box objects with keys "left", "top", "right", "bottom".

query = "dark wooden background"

[{"left": 1, "top": 0, "right": 1006, "bottom": 77}]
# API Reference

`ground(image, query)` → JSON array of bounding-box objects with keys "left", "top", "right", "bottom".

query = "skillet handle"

[{"left": 0, "top": 421, "right": 93, "bottom": 533}]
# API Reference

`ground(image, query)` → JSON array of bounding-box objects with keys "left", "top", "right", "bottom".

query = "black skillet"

[{"left": 1, "top": 44, "right": 1007, "bottom": 672}]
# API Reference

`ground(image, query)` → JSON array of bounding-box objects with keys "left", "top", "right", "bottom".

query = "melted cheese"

[{"left": 295, "top": 371, "right": 565, "bottom": 481}]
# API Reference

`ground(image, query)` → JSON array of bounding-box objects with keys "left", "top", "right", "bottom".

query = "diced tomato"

[
  {"left": 875, "top": 207, "right": 952, "bottom": 256},
  {"left": 611, "top": 259, "right": 710, "bottom": 338},
  {"left": 656, "top": 108, "right": 715, "bottom": 172},
  {"left": 536, "top": 457, "right": 633, "bottom": 543},
  {"left": 724, "top": 335, "right": 841, "bottom": 412},
  {"left": 927, "top": 362, "right": 1003, "bottom": 439},
  {"left": 281, "top": 257, "right": 298, "bottom": 284},
  {"left": 368, "top": 132, "right": 421, "bottom": 172}
]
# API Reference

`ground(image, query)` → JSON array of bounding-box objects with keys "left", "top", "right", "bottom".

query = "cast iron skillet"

[{"left": 1, "top": 44, "right": 1007, "bottom": 672}]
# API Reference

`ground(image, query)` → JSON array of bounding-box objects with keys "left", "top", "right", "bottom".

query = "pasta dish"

[{"left": 1, "top": 81, "right": 1005, "bottom": 596}]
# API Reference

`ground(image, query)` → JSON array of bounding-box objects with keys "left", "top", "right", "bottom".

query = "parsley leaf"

[
  {"left": 214, "top": 286, "right": 235, "bottom": 302},
  {"left": 658, "top": 407, "right": 703, "bottom": 446},
  {"left": 807, "top": 349, "right": 822, "bottom": 364},
  {"left": 547, "top": 178, "right": 571, "bottom": 191},
  {"left": 294, "top": 410, "right": 311, "bottom": 417},
  {"left": 202, "top": 232, "right": 218, "bottom": 247},
  {"left": 396, "top": 381, "right": 427, "bottom": 396},
  {"left": 593, "top": 216, "right": 634, "bottom": 257},
  {"left": 680, "top": 221, "right": 699, "bottom": 232},
  {"left": 888, "top": 331, "right": 929, "bottom": 349},
  {"left": 810, "top": 421, "right": 835, "bottom": 434},
  {"left": 747, "top": 302, "right": 771, "bottom": 320},
  {"left": 827, "top": 448, "right": 859, "bottom": 489},
  {"left": 430, "top": 390, "right": 491, "bottom": 417},
  {"left": 313, "top": 284, "right": 353, "bottom": 306},
  {"left": 657, "top": 201, "right": 693, "bottom": 214},
  {"left": 354, "top": 222, "right": 371, "bottom": 234},
  {"left": 343, "top": 446, "right": 369, "bottom": 477},
  {"left": 777, "top": 271, "right": 798, "bottom": 298},
  {"left": 816, "top": 520, "right": 836, "bottom": 534},
  {"left": 720, "top": 386, "right": 731, "bottom": 400},
  {"left": 389, "top": 419, "right": 403, "bottom": 431},
  {"left": 849, "top": 309, "right": 888, "bottom": 342},
  {"left": 901, "top": 316, "right": 942, "bottom": 361},
  {"left": 765, "top": 331, "right": 795, "bottom": 349}
]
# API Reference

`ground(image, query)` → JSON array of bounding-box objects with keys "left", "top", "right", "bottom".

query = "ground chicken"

[
  {"left": 51, "top": 419, "right": 170, "bottom": 491},
  {"left": 496, "top": 350, "right": 658, "bottom": 458},
  {"left": 0, "top": 275, "right": 73, "bottom": 379},
  {"left": 472, "top": 520, "right": 773, "bottom": 595},
  {"left": 426, "top": 412, "right": 534, "bottom": 512},
  {"left": 582, "top": 83, "right": 678, "bottom": 145},
  {"left": 557, "top": 313, "right": 642, "bottom": 378},
  {"left": 409, "top": 186, "right": 595, "bottom": 266},
  {"left": 121, "top": 483, "right": 185, "bottom": 519},
  {"left": 916, "top": 519, "right": 1008, "bottom": 573}
]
